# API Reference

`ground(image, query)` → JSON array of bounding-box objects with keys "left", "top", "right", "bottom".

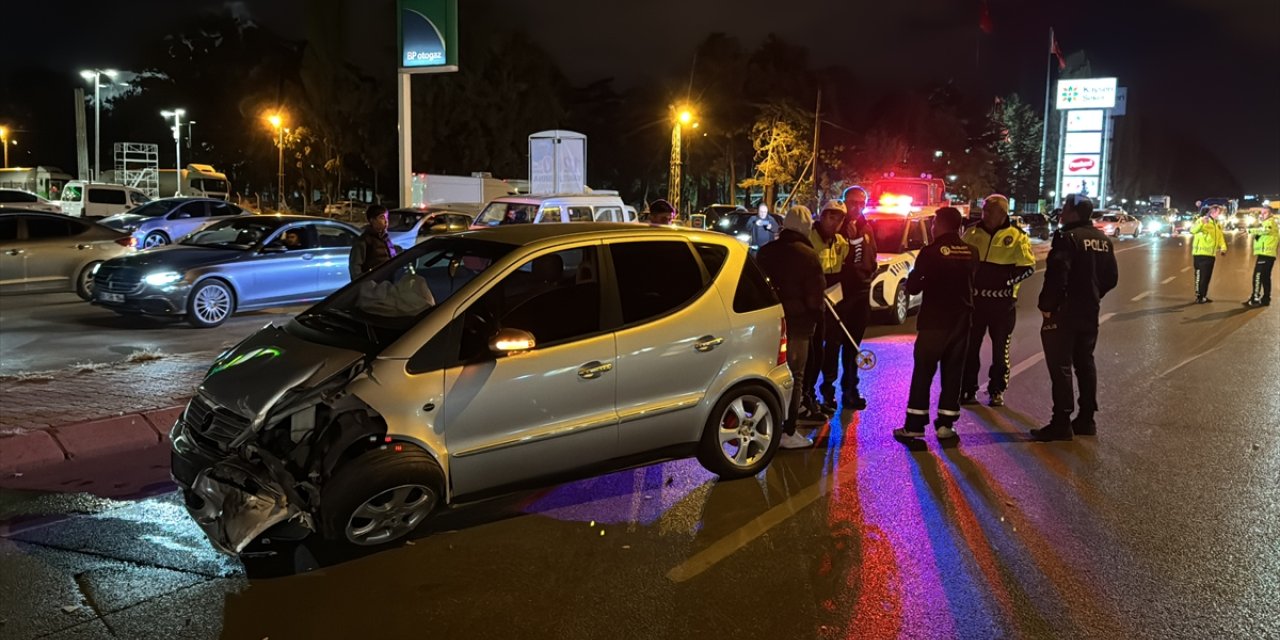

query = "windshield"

[
  {"left": 295, "top": 236, "right": 517, "bottom": 349},
  {"left": 128, "top": 200, "right": 181, "bottom": 217},
  {"left": 869, "top": 217, "right": 909, "bottom": 254},
  {"left": 181, "top": 216, "right": 282, "bottom": 250},
  {"left": 475, "top": 202, "right": 540, "bottom": 227},
  {"left": 387, "top": 210, "right": 424, "bottom": 232}
]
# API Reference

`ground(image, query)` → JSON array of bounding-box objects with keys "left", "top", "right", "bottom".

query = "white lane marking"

[
  {"left": 1008, "top": 352, "right": 1045, "bottom": 379},
  {"left": 1100, "top": 312, "right": 1116, "bottom": 324},
  {"left": 1115, "top": 242, "right": 1151, "bottom": 254},
  {"left": 1157, "top": 347, "right": 1221, "bottom": 379},
  {"left": 666, "top": 475, "right": 833, "bottom": 583},
  {"left": 1161, "top": 276, "right": 1177, "bottom": 284},
  {"left": 1181, "top": 266, "right": 1191, "bottom": 273},
  {"left": 1131, "top": 291, "right": 1152, "bottom": 301}
]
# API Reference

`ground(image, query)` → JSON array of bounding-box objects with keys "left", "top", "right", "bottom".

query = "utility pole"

[{"left": 162, "top": 109, "right": 185, "bottom": 196}]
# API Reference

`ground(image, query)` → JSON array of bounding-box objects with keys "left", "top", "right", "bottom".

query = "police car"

[{"left": 861, "top": 176, "right": 963, "bottom": 324}]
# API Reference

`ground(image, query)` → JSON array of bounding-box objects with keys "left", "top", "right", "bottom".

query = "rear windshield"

[
  {"left": 869, "top": 217, "right": 909, "bottom": 254},
  {"left": 387, "top": 210, "right": 423, "bottom": 232}
]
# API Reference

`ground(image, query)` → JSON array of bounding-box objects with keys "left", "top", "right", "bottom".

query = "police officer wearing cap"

[
  {"left": 960, "top": 194, "right": 1036, "bottom": 408},
  {"left": 1032, "top": 194, "right": 1118, "bottom": 441},
  {"left": 893, "top": 207, "right": 978, "bottom": 442},
  {"left": 836, "top": 186, "right": 878, "bottom": 410}
]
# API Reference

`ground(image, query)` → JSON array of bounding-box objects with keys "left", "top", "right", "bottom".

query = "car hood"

[
  {"left": 103, "top": 244, "right": 247, "bottom": 271},
  {"left": 198, "top": 325, "right": 365, "bottom": 428}
]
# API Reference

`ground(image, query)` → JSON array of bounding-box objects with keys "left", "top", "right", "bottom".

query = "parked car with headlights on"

[
  {"left": 169, "top": 223, "right": 790, "bottom": 555},
  {"left": 92, "top": 215, "right": 359, "bottom": 327},
  {"left": 1, "top": 210, "right": 135, "bottom": 298}
]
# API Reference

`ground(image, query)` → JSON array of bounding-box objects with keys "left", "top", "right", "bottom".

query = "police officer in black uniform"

[
  {"left": 893, "top": 207, "right": 979, "bottom": 442},
  {"left": 1032, "top": 194, "right": 1119, "bottom": 441}
]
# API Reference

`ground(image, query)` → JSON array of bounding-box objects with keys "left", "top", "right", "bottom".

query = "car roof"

[
  {"left": 458, "top": 222, "right": 740, "bottom": 248},
  {"left": 490, "top": 194, "right": 621, "bottom": 205}
]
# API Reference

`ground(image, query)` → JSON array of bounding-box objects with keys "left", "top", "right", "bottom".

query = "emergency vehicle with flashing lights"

[{"left": 859, "top": 174, "right": 964, "bottom": 324}]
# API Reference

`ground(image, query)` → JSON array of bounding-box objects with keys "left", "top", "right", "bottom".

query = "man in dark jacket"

[
  {"left": 757, "top": 205, "right": 828, "bottom": 449},
  {"left": 893, "top": 207, "right": 979, "bottom": 442},
  {"left": 835, "top": 186, "right": 878, "bottom": 410},
  {"left": 1032, "top": 194, "right": 1119, "bottom": 441},
  {"left": 349, "top": 204, "right": 399, "bottom": 279},
  {"left": 748, "top": 203, "right": 779, "bottom": 252}
]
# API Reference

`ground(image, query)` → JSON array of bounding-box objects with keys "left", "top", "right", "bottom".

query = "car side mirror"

[{"left": 489, "top": 328, "right": 536, "bottom": 356}]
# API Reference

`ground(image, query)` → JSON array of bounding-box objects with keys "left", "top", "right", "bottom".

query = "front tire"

[
  {"left": 76, "top": 262, "right": 101, "bottom": 300},
  {"left": 320, "top": 448, "right": 443, "bottom": 548},
  {"left": 889, "top": 283, "right": 909, "bottom": 325},
  {"left": 186, "top": 279, "right": 236, "bottom": 328},
  {"left": 696, "top": 384, "right": 782, "bottom": 479}
]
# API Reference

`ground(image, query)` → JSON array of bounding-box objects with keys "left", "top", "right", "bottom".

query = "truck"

[
  {"left": 410, "top": 173, "right": 517, "bottom": 209},
  {"left": 864, "top": 174, "right": 969, "bottom": 219}
]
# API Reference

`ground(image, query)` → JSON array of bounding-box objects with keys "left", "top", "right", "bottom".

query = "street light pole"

[
  {"left": 161, "top": 109, "right": 185, "bottom": 196},
  {"left": 668, "top": 107, "right": 695, "bottom": 216},
  {"left": 0, "top": 127, "right": 9, "bottom": 169},
  {"left": 80, "top": 69, "right": 117, "bottom": 182},
  {"left": 277, "top": 126, "right": 285, "bottom": 212}
]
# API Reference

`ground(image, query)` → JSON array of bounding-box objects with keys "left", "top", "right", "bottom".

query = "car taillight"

[
  {"left": 115, "top": 236, "right": 136, "bottom": 248},
  {"left": 777, "top": 318, "right": 788, "bottom": 366}
]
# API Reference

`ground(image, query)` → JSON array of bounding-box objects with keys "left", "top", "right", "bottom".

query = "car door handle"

[
  {"left": 577, "top": 361, "right": 613, "bottom": 379},
  {"left": 77, "top": 243, "right": 93, "bottom": 250},
  {"left": 301, "top": 252, "right": 314, "bottom": 260},
  {"left": 694, "top": 336, "right": 724, "bottom": 352},
  {"left": 4, "top": 249, "right": 23, "bottom": 256}
]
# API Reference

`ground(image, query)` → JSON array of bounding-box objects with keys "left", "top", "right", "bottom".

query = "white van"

[
  {"left": 471, "top": 193, "right": 636, "bottom": 228},
  {"left": 60, "top": 182, "right": 151, "bottom": 218}
]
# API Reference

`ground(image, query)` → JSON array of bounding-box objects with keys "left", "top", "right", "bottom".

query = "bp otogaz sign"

[{"left": 399, "top": 0, "right": 459, "bottom": 73}]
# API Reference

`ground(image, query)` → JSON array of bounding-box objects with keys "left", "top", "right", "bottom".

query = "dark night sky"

[{"left": 6, "top": 0, "right": 1278, "bottom": 192}]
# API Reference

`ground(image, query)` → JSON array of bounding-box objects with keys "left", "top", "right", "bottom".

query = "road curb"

[{"left": 0, "top": 402, "right": 188, "bottom": 474}]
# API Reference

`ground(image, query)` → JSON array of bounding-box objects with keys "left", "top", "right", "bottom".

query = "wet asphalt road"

[
  {"left": 0, "top": 293, "right": 302, "bottom": 375},
  {"left": 1, "top": 231, "right": 1277, "bottom": 639}
]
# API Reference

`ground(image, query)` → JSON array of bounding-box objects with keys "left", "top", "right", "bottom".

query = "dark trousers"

[
  {"left": 962, "top": 299, "right": 1017, "bottom": 396},
  {"left": 784, "top": 318, "right": 815, "bottom": 435},
  {"left": 1041, "top": 320, "right": 1099, "bottom": 424},
  {"left": 836, "top": 292, "right": 871, "bottom": 399},
  {"left": 905, "top": 319, "right": 971, "bottom": 430},
  {"left": 805, "top": 311, "right": 826, "bottom": 406},
  {"left": 1194, "top": 255, "right": 1216, "bottom": 299},
  {"left": 1252, "top": 256, "right": 1275, "bottom": 304}
]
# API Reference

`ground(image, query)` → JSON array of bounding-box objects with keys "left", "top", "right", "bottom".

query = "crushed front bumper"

[{"left": 172, "top": 431, "right": 312, "bottom": 556}]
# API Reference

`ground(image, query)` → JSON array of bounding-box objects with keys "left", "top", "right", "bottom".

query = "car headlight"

[{"left": 143, "top": 271, "right": 184, "bottom": 286}]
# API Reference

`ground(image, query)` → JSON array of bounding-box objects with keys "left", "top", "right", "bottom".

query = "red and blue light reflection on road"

[{"left": 523, "top": 336, "right": 1134, "bottom": 638}]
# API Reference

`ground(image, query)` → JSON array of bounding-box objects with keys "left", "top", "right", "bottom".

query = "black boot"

[
  {"left": 1031, "top": 418, "right": 1074, "bottom": 442},
  {"left": 1072, "top": 414, "right": 1096, "bottom": 436}
]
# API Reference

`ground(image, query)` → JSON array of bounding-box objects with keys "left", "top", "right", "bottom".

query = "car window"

[
  {"left": 733, "top": 255, "right": 779, "bottom": 313},
  {"left": 62, "top": 185, "right": 82, "bottom": 202},
  {"left": 183, "top": 216, "right": 281, "bottom": 250},
  {"left": 594, "top": 206, "right": 621, "bottom": 222},
  {"left": 268, "top": 224, "right": 320, "bottom": 251},
  {"left": 387, "top": 210, "right": 422, "bottom": 232},
  {"left": 26, "top": 216, "right": 85, "bottom": 239},
  {"left": 0, "top": 191, "right": 36, "bottom": 203},
  {"left": 906, "top": 220, "right": 927, "bottom": 250},
  {"left": 567, "top": 206, "right": 593, "bottom": 222},
  {"left": 458, "top": 246, "right": 602, "bottom": 361},
  {"left": 315, "top": 224, "right": 356, "bottom": 248},
  {"left": 176, "top": 201, "right": 210, "bottom": 218},
  {"left": 610, "top": 241, "right": 703, "bottom": 326},
  {"left": 538, "top": 206, "right": 562, "bottom": 223},
  {"left": 0, "top": 217, "right": 17, "bottom": 241},
  {"left": 88, "top": 188, "right": 127, "bottom": 205},
  {"left": 129, "top": 191, "right": 150, "bottom": 206},
  {"left": 694, "top": 243, "right": 729, "bottom": 279},
  {"left": 209, "top": 201, "right": 241, "bottom": 217},
  {"left": 869, "top": 218, "right": 908, "bottom": 253},
  {"left": 475, "top": 202, "right": 539, "bottom": 226}
]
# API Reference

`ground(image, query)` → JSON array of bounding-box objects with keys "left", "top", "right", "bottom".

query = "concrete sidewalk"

[{"left": 0, "top": 352, "right": 213, "bottom": 473}]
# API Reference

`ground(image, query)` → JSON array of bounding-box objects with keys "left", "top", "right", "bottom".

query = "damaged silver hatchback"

[{"left": 171, "top": 223, "right": 792, "bottom": 555}]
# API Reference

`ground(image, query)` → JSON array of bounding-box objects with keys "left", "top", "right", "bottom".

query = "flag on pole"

[
  {"left": 979, "top": 0, "right": 994, "bottom": 33},
  {"left": 1050, "top": 28, "right": 1066, "bottom": 70}
]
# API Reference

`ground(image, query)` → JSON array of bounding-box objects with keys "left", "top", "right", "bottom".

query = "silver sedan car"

[
  {"left": 170, "top": 223, "right": 792, "bottom": 554},
  {"left": 1, "top": 210, "right": 135, "bottom": 299},
  {"left": 92, "top": 215, "right": 360, "bottom": 327}
]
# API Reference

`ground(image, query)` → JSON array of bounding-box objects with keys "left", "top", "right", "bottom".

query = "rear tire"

[
  {"left": 320, "top": 448, "right": 443, "bottom": 548},
  {"left": 888, "top": 283, "right": 909, "bottom": 325},
  {"left": 142, "top": 231, "right": 170, "bottom": 248},
  {"left": 696, "top": 384, "right": 782, "bottom": 479},
  {"left": 76, "top": 262, "right": 101, "bottom": 301}
]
